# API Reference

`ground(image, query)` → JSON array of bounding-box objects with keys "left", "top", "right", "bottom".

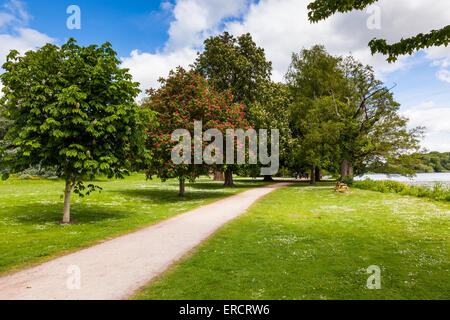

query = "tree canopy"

[
  {"left": 247, "top": 81, "right": 294, "bottom": 180},
  {"left": 307, "top": 0, "right": 450, "bottom": 62},
  {"left": 286, "top": 45, "right": 423, "bottom": 181},
  {"left": 286, "top": 45, "right": 345, "bottom": 182},
  {"left": 378, "top": 151, "right": 450, "bottom": 174},
  {"left": 193, "top": 32, "right": 272, "bottom": 107}
]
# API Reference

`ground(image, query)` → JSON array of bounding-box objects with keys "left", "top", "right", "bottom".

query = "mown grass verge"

[
  {"left": 134, "top": 182, "right": 449, "bottom": 300},
  {"left": 0, "top": 174, "right": 270, "bottom": 274}
]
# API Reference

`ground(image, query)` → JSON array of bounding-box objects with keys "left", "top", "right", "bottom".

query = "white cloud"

[
  {"left": 426, "top": 46, "right": 450, "bottom": 83},
  {"left": 121, "top": 48, "right": 197, "bottom": 93},
  {"left": 402, "top": 101, "right": 450, "bottom": 152},
  {"left": 0, "top": 1, "right": 54, "bottom": 96},
  {"left": 166, "top": 0, "right": 248, "bottom": 50},
  {"left": 122, "top": 0, "right": 249, "bottom": 93},
  {"left": 0, "top": 28, "right": 54, "bottom": 65},
  {"left": 226, "top": 0, "right": 450, "bottom": 81},
  {"left": 437, "top": 69, "right": 450, "bottom": 83}
]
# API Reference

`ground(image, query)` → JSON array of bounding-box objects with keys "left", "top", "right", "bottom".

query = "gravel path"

[{"left": 0, "top": 182, "right": 291, "bottom": 300}]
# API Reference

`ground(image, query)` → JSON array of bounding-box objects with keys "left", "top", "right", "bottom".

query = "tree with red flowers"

[
  {"left": 142, "top": 67, "right": 251, "bottom": 196},
  {"left": 193, "top": 32, "right": 272, "bottom": 186}
]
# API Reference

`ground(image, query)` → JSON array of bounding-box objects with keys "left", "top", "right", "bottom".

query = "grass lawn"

[
  {"left": 0, "top": 174, "right": 269, "bottom": 274},
  {"left": 134, "top": 182, "right": 450, "bottom": 300}
]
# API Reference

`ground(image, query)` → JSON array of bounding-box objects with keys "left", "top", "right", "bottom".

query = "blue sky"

[
  {"left": 5, "top": 0, "right": 171, "bottom": 53},
  {"left": 0, "top": 0, "right": 449, "bottom": 151}
]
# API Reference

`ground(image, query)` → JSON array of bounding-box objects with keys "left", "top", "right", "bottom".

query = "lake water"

[{"left": 355, "top": 172, "right": 450, "bottom": 187}]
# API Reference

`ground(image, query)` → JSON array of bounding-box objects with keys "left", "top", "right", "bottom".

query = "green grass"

[
  {"left": 134, "top": 182, "right": 450, "bottom": 300},
  {"left": 354, "top": 179, "right": 450, "bottom": 202},
  {"left": 0, "top": 174, "right": 269, "bottom": 274}
]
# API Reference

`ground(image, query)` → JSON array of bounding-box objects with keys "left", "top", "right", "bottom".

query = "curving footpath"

[{"left": 0, "top": 182, "right": 291, "bottom": 300}]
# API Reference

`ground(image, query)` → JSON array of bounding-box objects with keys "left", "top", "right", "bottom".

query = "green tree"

[
  {"left": 333, "top": 56, "right": 423, "bottom": 178},
  {"left": 286, "top": 45, "right": 345, "bottom": 183},
  {"left": 286, "top": 46, "right": 423, "bottom": 181},
  {"left": 307, "top": 0, "right": 449, "bottom": 62},
  {"left": 192, "top": 32, "right": 272, "bottom": 186},
  {"left": 286, "top": 45, "right": 343, "bottom": 102},
  {"left": 247, "top": 81, "right": 294, "bottom": 181},
  {"left": 394, "top": 151, "right": 450, "bottom": 173},
  {"left": 0, "top": 39, "right": 148, "bottom": 223},
  {"left": 298, "top": 96, "right": 343, "bottom": 183}
]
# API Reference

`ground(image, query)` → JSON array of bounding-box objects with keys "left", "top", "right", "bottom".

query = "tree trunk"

[
  {"left": 310, "top": 164, "right": 316, "bottom": 185},
  {"left": 224, "top": 168, "right": 235, "bottom": 187},
  {"left": 315, "top": 168, "right": 322, "bottom": 182},
  {"left": 341, "top": 159, "right": 353, "bottom": 179},
  {"left": 263, "top": 175, "right": 274, "bottom": 182},
  {"left": 179, "top": 178, "right": 185, "bottom": 197},
  {"left": 213, "top": 170, "right": 224, "bottom": 181},
  {"left": 62, "top": 180, "right": 72, "bottom": 224}
]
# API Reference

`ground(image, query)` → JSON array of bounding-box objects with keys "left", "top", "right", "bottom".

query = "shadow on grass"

[
  {"left": 187, "top": 182, "right": 261, "bottom": 190},
  {"left": 112, "top": 187, "right": 235, "bottom": 204},
  {"left": 2, "top": 203, "right": 131, "bottom": 225},
  {"left": 109, "top": 179, "right": 273, "bottom": 203},
  {"left": 4, "top": 181, "right": 274, "bottom": 226}
]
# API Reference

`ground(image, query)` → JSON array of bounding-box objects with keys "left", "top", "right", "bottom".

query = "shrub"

[
  {"left": 354, "top": 179, "right": 450, "bottom": 202},
  {"left": 341, "top": 175, "right": 354, "bottom": 186}
]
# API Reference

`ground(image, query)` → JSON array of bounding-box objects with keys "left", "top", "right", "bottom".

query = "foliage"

[
  {"left": 410, "top": 152, "right": 450, "bottom": 173},
  {"left": 369, "top": 26, "right": 450, "bottom": 63},
  {"left": 246, "top": 81, "right": 295, "bottom": 176},
  {"left": 1, "top": 106, "right": 57, "bottom": 177},
  {"left": 192, "top": 32, "right": 272, "bottom": 107},
  {"left": 341, "top": 174, "right": 354, "bottom": 186},
  {"left": 142, "top": 67, "right": 251, "bottom": 193},
  {"left": 286, "top": 45, "right": 343, "bottom": 178},
  {"left": 365, "top": 151, "right": 450, "bottom": 175},
  {"left": 192, "top": 32, "right": 273, "bottom": 183},
  {"left": 286, "top": 45, "right": 343, "bottom": 103},
  {"left": 295, "top": 96, "right": 342, "bottom": 175},
  {"left": 354, "top": 179, "right": 450, "bottom": 202},
  {"left": 307, "top": 0, "right": 379, "bottom": 21},
  {"left": 0, "top": 38, "right": 148, "bottom": 221},
  {"left": 307, "top": 0, "right": 449, "bottom": 62},
  {"left": 0, "top": 113, "right": 12, "bottom": 175},
  {"left": 286, "top": 46, "right": 423, "bottom": 179},
  {"left": 0, "top": 112, "right": 12, "bottom": 149},
  {"left": 333, "top": 55, "right": 423, "bottom": 176}
]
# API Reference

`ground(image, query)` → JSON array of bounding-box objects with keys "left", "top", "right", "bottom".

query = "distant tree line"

[{"left": 406, "top": 152, "right": 449, "bottom": 173}]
